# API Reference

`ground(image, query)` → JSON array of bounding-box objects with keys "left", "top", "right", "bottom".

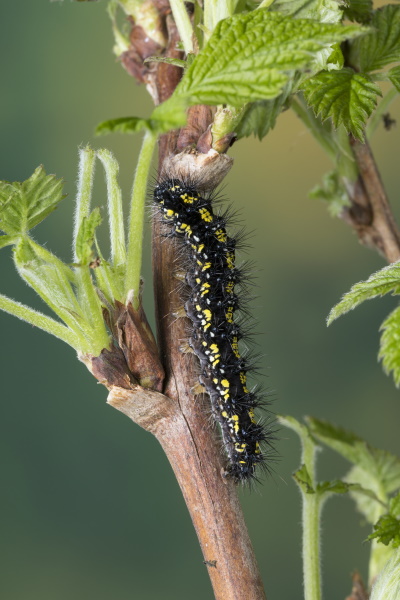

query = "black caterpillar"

[{"left": 153, "top": 177, "right": 271, "bottom": 483}]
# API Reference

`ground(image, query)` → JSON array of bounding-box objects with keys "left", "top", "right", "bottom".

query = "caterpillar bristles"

[{"left": 152, "top": 176, "right": 274, "bottom": 484}]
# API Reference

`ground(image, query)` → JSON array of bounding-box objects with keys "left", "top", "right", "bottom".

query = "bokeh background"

[{"left": 1, "top": 2, "right": 400, "bottom": 599}]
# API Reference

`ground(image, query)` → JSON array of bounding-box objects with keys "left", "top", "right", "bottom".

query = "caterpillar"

[{"left": 153, "top": 176, "right": 271, "bottom": 483}]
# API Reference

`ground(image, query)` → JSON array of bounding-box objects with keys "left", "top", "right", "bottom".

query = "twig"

[
  {"left": 342, "top": 137, "right": 400, "bottom": 264},
  {"left": 345, "top": 571, "right": 369, "bottom": 600}
]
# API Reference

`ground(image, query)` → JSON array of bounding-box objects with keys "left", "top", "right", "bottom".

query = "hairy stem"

[
  {"left": 125, "top": 130, "right": 157, "bottom": 304},
  {"left": 303, "top": 493, "right": 322, "bottom": 600}
]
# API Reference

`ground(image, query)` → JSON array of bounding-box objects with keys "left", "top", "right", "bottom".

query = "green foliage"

[
  {"left": 388, "top": 65, "right": 400, "bottom": 93},
  {"left": 379, "top": 306, "right": 400, "bottom": 387},
  {"left": 176, "top": 11, "right": 363, "bottom": 107},
  {"left": 349, "top": 5, "right": 400, "bottom": 73},
  {"left": 327, "top": 262, "right": 400, "bottom": 325},
  {"left": 369, "top": 513, "right": 400, "bottom": 548},
  {"left": 236, "top": 90, "right": 290, "bottom": 139},
  {"left": 75, "top": 208, "right": 102, "bottom": 265},
  {"left": 0, "top": 166, "right": 65, "bottom": 236},
  {"left": 309, "top": 170, "right": 350, "bottom": 216},
  {"left": 370, "top": 549, "right": 400, "bottom": 600},
  {"left": 270, "top": 0, "right": 343, "bottom": 22},
  {"left": 302, "top": 68, "right": 381, "bottom": 140},
  {"left": 307, "top": 417, "right": 400, "bottom": 522},
  {"left": 343, "top": 0, "right": 373, "bottom": 24}
]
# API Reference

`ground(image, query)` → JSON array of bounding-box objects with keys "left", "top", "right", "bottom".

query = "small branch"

[
  {"left": 343, "top": 138, "right": 400, "bottom": 264},
  {"left": 303, "top": 494, "right": 322, "bottom": 600}
]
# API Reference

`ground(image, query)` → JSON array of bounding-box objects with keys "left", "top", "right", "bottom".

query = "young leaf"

[
  {"left": 302, "top": 68, "right": 381, "bottom": 141},
  {"left": 270, "top": 0, "right": 342, "bottom": 24},
  {"left": 343, "top": 0, "right": 373, "bottom": 25},
  {"left": 388, "top": 65, "right": 400, "bottom": 93},
  {"left": 379, "top": 305, "right": 400, "bottom": 387},
  {"left": 0, "top": 167, "right": 65, "bottom": 236},
  {"left": 175, "top": 11, "right": 364, "bottom": 107},
  {"left": 96, "top": 117, "right": 150, "bottom": 136},
  {"left": 294, "top": 464, "right": 315, "bottom": 493},
  {"left": 370, "top": 548, "right": 400, "bottom": 600},
  {"left": 0, "top": 235, "right": 17, "bottom": 249},
  {"left": 236, "top": 82, "right": 292, "bottom": 140},
  {"left": 75, "top": 208, "right": 102, "bottom": 265},
  {"left": 369, "top": 514, "right": 400, "bottom": 548},
  {"left": 327, "top": 262, "right": 400, "bottom": 326},
  {"left": 349, "top": 5, "right": 400, "bottom": 73},
  {"left": 307, "top": 418, "right": 400, "bottom": 501},
  {"left": 309, "top": 170, "right": 350, "bottom": 217}
]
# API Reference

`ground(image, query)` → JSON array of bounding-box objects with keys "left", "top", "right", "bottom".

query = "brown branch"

[
  {"left": 96, "top": 4, "right": 268, "bottom": 600},
  {"left": 341, "top": 138, "right": 400, "bottom": 264}
]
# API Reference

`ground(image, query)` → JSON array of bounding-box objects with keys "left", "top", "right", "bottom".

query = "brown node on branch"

[{"left": 345, "top": 571, "right": 369, "bottom": 600}]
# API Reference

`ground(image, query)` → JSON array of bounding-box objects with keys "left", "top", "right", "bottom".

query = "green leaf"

[
  {"left": 379, "top": 305, "right": 400, "bottom": 387},
  {"left": 270, "top": 0, "right": 342, "bottom": 24},
  {"left": 307, "top": 418, "right": 400, "bottom": 517},
  {"left": 369, "top": 547, "right": 400, "bottom": 600},
  {"left": 175, "top": 10, "right": 364, "bottom": 107},
  {"left": 96, "top": 117, "right": 150, "bottom": 136},
  {"left": 327, "top": 262, "right": 400, "bottom": 326},
  {"left": 75, "top": 208, "right": 102, "bottom": 265},
  {"left": 343, "top": 0, "right": 373, "bottom": 25},
  {"left": 0, "top": 235, "right": 17, "bottom": 249},
  {"left": 309, "top": 170, "right": 350, "bottom": 217},
  {"left": 349, "top": 5, "right": 400, "bottom": 72},
  {"left": 302, "top": 68, "right": 381, "bottom": 141},
  {"left": 388, "top": 65, "right": 400, "bottom": 93},
  {"left": 236, "top": 82, "right": 292, "bottom": 140},
  {"left": 0, "top": 166, "right": 65, "bottom": 235},
  {"left": 294, "top": 464, "right": 315, "bottom": 493},
  {"left": 96, "top": 99, "right": 188, "bottom": 136},
  {"left": 391, "top": 492, "right": 400, "bottom": 518},
  {"left": 369, "top": 514, "right": 400, "bottom": 547}
]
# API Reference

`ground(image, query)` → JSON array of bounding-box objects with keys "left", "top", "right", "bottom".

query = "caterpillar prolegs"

[{"left": 153, "top": 177, "right": 272, "bottom": 483}]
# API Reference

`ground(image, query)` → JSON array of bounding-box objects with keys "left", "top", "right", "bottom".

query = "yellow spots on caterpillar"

[
  {"left": 255, "top": 442, "right": 261, "bottom": 454},
  {"left": 201, "top": 282, "right": 211, "bottom": 296},
  {"left": 222, "top": 411, "right": 228, "bottom": 418},
  {"left": 202, "top": 262, "right": 212, "bottom": 272},
  {"left": 196, "top": 278, "right": 201, "bottom": 284},
  {"left": 199, "top": 208, "right": 213, "bottom": 222},
  {"left": 203, "top": 309, "right": 212, "bottom": 322},
  {"left": 164, "top": 209, "right": 175, "bottom": 218},
  {"left": 215, "top": 228, "right": 227, "bottom": 243},
  {"left": 180, "top": 193, "right": 196, "bottom": 203},
  {"left": 226, "top": 252, "right": 235, "bottom": 269},
  {"left": 235, "top": 442, "right": 247, "bottom": 453},
  {"left": 226, "top": 306, "right": 234, "bottom": 323},
  {"left": 177, "top": 223, "right": 192, "bottom": 237},
  {"left": 231, "top": 337, "right": 240, "bottom": 358},
  {"left": 225, "top": 281, "right": 234, "bottom": 294}
]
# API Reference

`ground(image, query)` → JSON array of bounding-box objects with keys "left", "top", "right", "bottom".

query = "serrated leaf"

[
  {"left": 302, "top": 68, "right": 381, "bottom": 141},
  {"left": 294, "top": 464, "right": 315, "bottom": 493},
  {"left": 308, "top": 417, "right": 400, "bottom": 505},
  {"left": 309, "top": 170, "right": 350, "bottom": 217},
  {"left": 327, "top": 262, "right": 400, "bottom": 325},
  {"left": 379, "top": 305, "right": 400, "bottom": 387},
  {"left": 0, "top": 167, "right": 65, "bottom": 235},
  {"left": 388, "top": 65, "right": 400, "bottom": 93},
  {"left": 316, "top": 479, "right": 352, "bottom": 495},
  {"left": 346, "top": 465, "right": 386, "bottom": 523},
  {"left": 0, "top": 235, "right": 17, "bottom": 249},
  {"left": 349, "top": 5, "right": 400, "bottom": 72},
  {"left": 75, "top": 208, "right": 102, "bottom": 265},
  {"left": 236, "top": 89, "right": 290, "bottom": 140},
  {"left": 369, "top": 514, "right": 400, "bottom": 547},
  {"left": 270, "top": 0, "right": 342, "bottom": 23},
  {"left": 175, "top": 10, "right": 364, "bottom": 107},
  {"left": 96, "top": 117, "right": 150, "bottom": 136},
  {"left": 343, "top": 0, "right": 373, "bottom": 24}
]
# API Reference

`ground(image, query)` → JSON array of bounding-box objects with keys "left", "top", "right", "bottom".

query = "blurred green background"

[{"left": 1, "top": 2, "right": 400, "bottom": 599}]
